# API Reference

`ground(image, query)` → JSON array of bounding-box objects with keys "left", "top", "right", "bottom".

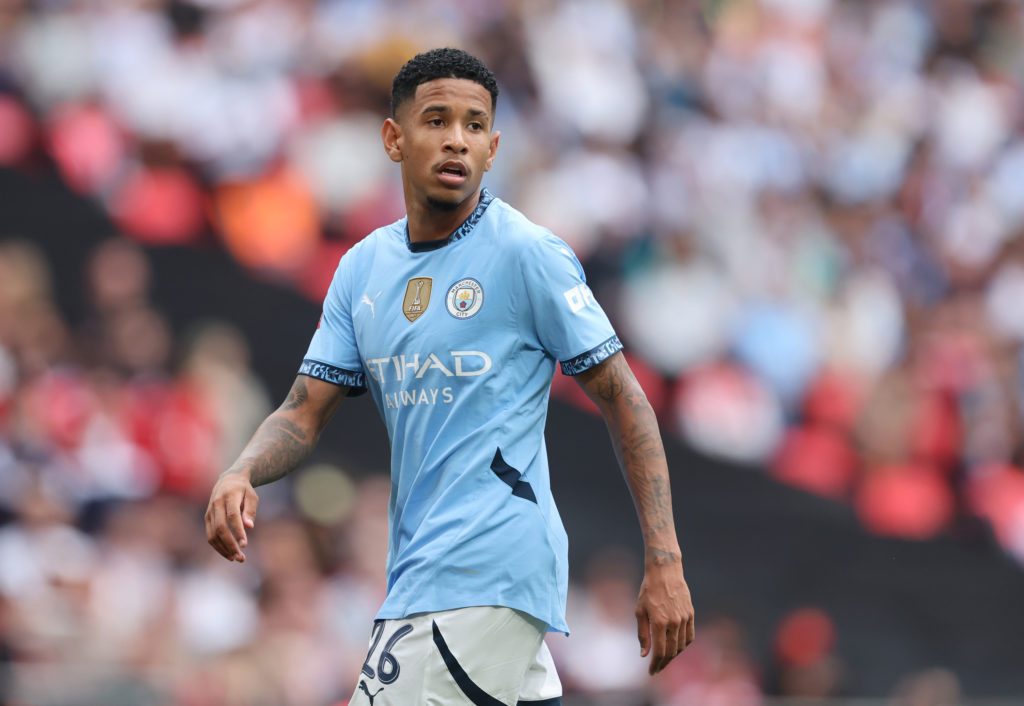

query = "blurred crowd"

[
  {"left": 0, "top": 233, "right": 788, "bottom": 704},
  {"left": 2, "top": 0, "right": 1024, "bottom": 703}
]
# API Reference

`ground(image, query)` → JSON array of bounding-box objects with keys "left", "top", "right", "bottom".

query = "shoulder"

[
  {"left": 326, "top": 220, "right": 405, "bottom": 298},
  {"left": 350, "top": 219, "right": 406, "bottom": 258},
  {"left": 337, "top": 219, "right": 406, "bottom": 269},
  {"left": 484, "top": 197, "right": 570, "bottom": 257},
  {"left": 488, "top": 199, "right": 583, "bottom": 276}
]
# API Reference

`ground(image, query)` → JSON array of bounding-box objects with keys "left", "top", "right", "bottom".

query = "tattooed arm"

[
  {"left": 574, "top": 351, "right": 695, "bottom": 674},
  {"left": 205, "top": 375, "right": 347, "bottom": 562}
]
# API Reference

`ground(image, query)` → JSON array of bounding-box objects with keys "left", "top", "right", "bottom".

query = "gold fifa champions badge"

[{"left": 403, "top": 277, "right": 432, "bottom": 322}]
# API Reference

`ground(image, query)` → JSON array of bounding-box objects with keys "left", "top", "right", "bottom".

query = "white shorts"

[{"left": 349, "top": 606, "right": 562, "bottom": 705}]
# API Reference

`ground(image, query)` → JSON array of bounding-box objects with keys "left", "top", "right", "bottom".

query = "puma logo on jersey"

[
  {"left": 358, "top": 680, "right": 383, "bottom": 704},
  {"left": 361, "top": 291, "right": 383, "bottom": 318}
]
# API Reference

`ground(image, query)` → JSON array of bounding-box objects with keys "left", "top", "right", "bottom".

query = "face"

[{"left": 382, "top": 78, "right": 500, "bottom": 213}]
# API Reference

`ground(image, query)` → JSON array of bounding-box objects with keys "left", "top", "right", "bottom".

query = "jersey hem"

[
  {"left": 377, "top": 600, "right": 570, "bottom": 636},
  {"left": 559, "top": 335, "right": 623, "bottom": 376}
]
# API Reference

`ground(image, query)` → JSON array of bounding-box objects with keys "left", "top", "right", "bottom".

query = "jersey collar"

[{"left": 405, "top": 189, "right": 494, "bottom": 253}]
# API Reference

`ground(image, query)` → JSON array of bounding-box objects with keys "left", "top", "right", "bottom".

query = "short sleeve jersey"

[{"left": 302, "top": 190, "right": 621, "bottom": 633}]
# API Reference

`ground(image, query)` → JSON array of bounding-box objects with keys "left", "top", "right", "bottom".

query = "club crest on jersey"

[
  {"left": 446, "top": 278, "right": 483, "bottom": 319},
  {"left": 403, "top": 277, "right": 432, "bottom": 322}
]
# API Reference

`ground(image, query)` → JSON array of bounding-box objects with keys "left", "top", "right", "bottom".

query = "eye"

[
  {"left": 427, "top": 117, "right": 444, "bottom": 127},
  {"left": 468, "top": 122, "right": 483, "bottom": 131}
]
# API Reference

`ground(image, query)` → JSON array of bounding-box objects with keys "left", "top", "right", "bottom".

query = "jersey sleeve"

[
  {"left": 299, "top": 251, "right": 368, "bottom": 395},
  {"left": 521, "top": 233, "right": 623, "bottom": 375}
]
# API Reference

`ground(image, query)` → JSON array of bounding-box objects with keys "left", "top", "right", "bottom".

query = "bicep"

[
  {"left": 282, "top": 374, "right": 349, "bottom": 433},
  {"left": 577, "top": 350, "right": 655, "bottom": 426},
  {"left": 573, "top": 351, "right": 649, "bottom": 418}
]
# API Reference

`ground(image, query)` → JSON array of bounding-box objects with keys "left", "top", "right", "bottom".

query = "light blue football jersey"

[{"left": 301, "top": 190, "right": 622, "bottom": 633}]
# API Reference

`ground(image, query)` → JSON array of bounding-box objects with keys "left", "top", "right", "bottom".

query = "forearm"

[
  {"left": 577, "top": 354, "right": 681, "bottom": 564},
  {"left": 223, "top": 410, "right": 318, "bottom": 487},
  {"left": 221, "top": 375, "right": 342, "bottom": 487},
  {"left": 603, "top": 396, "right": 681, "bottom": 563}
]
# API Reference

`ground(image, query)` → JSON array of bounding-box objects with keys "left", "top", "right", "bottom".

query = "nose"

[{"left": 443, "top": 124, "right": 468, "bottom": 153}]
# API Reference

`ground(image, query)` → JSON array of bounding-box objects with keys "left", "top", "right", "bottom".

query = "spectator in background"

[{"left": 552, "top": 551, "right": 657, "bottom": 703}]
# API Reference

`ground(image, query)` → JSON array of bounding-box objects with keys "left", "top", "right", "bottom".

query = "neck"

[{"left": 405, "top": 188, "right": 482, "bottom": 243}]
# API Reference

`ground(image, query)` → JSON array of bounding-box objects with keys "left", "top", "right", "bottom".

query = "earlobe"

[{"left": 382, "top": 118, "right": 403, "bottom": 163}]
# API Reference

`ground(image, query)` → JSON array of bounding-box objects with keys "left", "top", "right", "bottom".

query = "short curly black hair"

[{"left": 391, "top": 48, "right": 499, "bottom": 118}]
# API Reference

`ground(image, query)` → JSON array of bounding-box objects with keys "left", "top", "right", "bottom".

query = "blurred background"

[{"left": 2, "top": 0, "right": 1024, "bottom": 704}]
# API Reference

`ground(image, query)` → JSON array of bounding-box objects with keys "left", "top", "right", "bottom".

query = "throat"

[
  {"left": 407, "top": 190, "right": 482, "bottom": 244},
  {"left": 426, "top": 195, "right": 461, "bottom": 213}
]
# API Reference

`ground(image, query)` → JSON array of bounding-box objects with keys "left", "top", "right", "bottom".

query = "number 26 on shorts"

[{"left": 361, "top": 622, "right": 413, "bottom": 685}]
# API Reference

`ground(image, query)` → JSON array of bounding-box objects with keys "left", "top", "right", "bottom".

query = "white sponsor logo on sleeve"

[{"left": 563, "top": 283, "right": 597, "bottom": 314}]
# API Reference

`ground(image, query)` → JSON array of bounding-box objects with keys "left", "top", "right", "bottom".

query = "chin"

[{"left": 426, "top": 193, "right": 466, "bottom": 212}]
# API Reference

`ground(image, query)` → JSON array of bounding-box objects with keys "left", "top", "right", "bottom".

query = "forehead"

[{"left": 409, "top": 78, "right": 493, "bottom": 115}]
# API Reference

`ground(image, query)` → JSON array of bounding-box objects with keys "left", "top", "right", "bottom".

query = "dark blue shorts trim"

[
  {"left": 518, "top": 698, "right": 562, "bottom": 705},
  {"left": 431, "top": 621, "right": 504, "bottom": 706},
  {"left": 560, "top": 335, "right": 623, "bottom": 376},
  {"left": 298, "top": 359, "right": 367, "bottom": 396}
]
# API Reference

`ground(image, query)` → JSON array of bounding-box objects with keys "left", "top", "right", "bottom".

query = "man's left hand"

[{"left": 635, "top": 555, "right": 695, "bottom": 675}]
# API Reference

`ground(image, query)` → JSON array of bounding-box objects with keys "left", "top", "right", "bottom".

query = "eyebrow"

[{"left": 421, "top": 105, "right": 489, "bottom": 120}]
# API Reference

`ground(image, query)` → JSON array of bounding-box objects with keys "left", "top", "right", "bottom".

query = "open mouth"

[{"left": 437, "top": 162, "right": 467, "bottom": 185}]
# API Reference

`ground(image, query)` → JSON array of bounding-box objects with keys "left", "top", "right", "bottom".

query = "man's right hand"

[{"left": 205, "top": 470, "right": 260, "bottom": 562}]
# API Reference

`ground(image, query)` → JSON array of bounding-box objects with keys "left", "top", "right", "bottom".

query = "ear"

[
  {"left": 484, "top": 130, "right": 500, "bottom": 172},
  {"left": 382, "top": 118, "right": 403, "bottom": 163}
]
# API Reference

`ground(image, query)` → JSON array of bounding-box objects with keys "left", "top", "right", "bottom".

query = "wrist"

[
  {"left": 220, "top": 465, "right": 253, "bottom": 484},
  {"left": 644, "top": 545, "right": 682, "bottom": 568}
]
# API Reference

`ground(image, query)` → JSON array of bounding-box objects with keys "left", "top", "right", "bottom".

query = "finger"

[
  {"left": 241, "top": 486, "right": 259, "bottom": 534},
  {"left": 212, "top": 497, "right": 245, "bottom": 562},
  {"left": 649, "top": 618, "right": 668, "bottom": 675},
  {"left": 637, "top": 609, "right": 651, "bottom": 658},
  {"left": 205, "top": 502, "right": 231, "bottom": 559},
  {"left": 667, "top": 620, "right": 683, "bottom": 659},
  {"left": 684, "top": 612, "right": 695, "bottom": 648},
  {"left": 205, "top": 506, "right": 225, "bottom": 556},
  {"left": 674, "top": 625, "right": 687, "bottom": 656},
  {"left": 218, "top": 525, "right": 245, "bottom": 562},
  {"left": 224, "top": 494, "right": 248, "bottom": 554}
]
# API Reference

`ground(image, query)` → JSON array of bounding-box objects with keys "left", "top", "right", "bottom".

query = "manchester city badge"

[{"left": 445, "top": 278, "right": 484, "bottom": 319}]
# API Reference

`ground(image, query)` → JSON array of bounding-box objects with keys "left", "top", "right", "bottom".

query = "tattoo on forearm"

[
  {"left": 220, "top": 376, "right": 344, "bottom": 487},
  {"left": 585, "top": 356, "right": 679, "bottom": 555},
  {"left": 226, "top": 414, "right": 314, "bottom": 487},
  {"left": 647, "top": 546, "right": 681, "bottom": 566}
]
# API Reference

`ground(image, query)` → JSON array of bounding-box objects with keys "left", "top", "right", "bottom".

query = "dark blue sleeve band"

[
  {"left": 298, "top": 359, "right": 367, "bottom": 396},
  {"left": 559, "top": 335, "right": 623, "bottom": 376}
]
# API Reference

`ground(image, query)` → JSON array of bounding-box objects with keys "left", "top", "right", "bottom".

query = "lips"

[{"left": 437, "top": 160, "right": 468, "bottom": 186}]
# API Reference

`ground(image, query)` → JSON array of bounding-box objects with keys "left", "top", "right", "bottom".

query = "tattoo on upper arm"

[
  {"left": 586, "top": 355, "right": 648, "bottom": 412},
  {"left": 282, "top": 377, "right": 309, "bottom": 411},
  {"left": 589, "top": 357, "right": 625, "bottom": 402}
]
